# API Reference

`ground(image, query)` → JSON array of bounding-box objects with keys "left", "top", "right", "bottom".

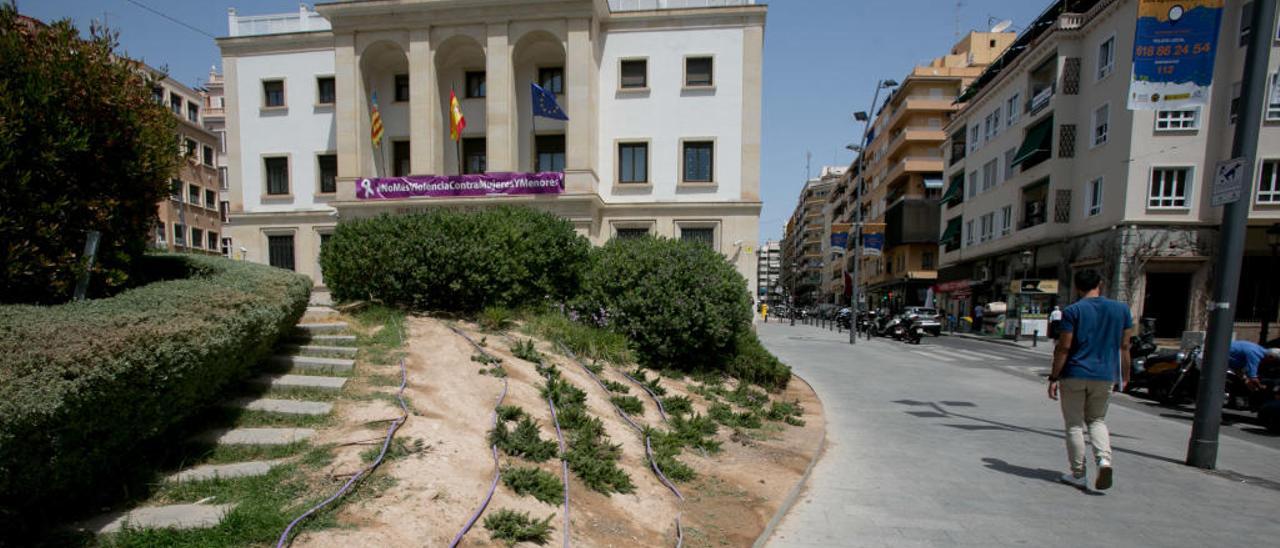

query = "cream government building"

[{"left": 217, "top": 0, "right": 765, "bottom": 294}]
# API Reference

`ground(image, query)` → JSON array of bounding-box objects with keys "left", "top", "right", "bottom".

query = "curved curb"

[{"left": 751, "top": 372, "right": 828, "bottom": 548}]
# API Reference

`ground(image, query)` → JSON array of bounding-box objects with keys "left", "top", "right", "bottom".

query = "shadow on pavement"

[{"left": 980, "top": 457, "right": 1061, "bottom": 483}]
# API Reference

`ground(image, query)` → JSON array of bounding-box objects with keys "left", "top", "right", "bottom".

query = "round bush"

[
  {"left": 320, "top": 206, "right": 590, "bottom": 312},
  {"left": 574, "top": 236, "right": 753, "bottom": 371}
]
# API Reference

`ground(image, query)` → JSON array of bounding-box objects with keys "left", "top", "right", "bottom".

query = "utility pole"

[{"left": 1187, "top": 0, "right": 1275, "bottom": 469}]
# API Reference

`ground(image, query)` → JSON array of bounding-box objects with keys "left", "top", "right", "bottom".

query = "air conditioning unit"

[{"left": 974, "top": 264, "right": 991, "bottom": 282}]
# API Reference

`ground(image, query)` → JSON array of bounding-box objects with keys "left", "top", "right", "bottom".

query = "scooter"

[{"left": 900, "top": 315, "right": 925, "bottom": 345}]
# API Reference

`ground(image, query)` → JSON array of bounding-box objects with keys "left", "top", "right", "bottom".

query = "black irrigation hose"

[
  {"left": 447, "top": 324, "right": 509, "bottom": 548},
  {"left": 276, "top": 318, "right": 410, "bottom": 547}
]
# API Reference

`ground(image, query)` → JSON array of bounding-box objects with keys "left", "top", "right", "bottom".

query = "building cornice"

[
  {"left": 603, "top": 6, "right": 766, "bottom": 32},
  {"left": 218, "top": 31, "right": 336, "bottom": 58},
  {"left": 315, "top": 0, "right": 595, "bottom": 32}
]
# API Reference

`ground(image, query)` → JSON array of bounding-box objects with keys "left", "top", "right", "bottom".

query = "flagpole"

[
  {"left": 454, "top": 83, "right": 464, "bottom": 175},
  {"left": 530, "top": 81, "right": 538, "bottom": 172}
]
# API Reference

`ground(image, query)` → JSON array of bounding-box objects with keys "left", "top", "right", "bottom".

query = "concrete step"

[
  {"left": 166, "top": 460, "right": 283, "bottom": 483},
  {"left": 83, "top": 503, "right": 237, "bottom": 534},
  {"left": 253, "top": 374, "right": 347, "bottom": 392},
  {"left": 309, "top": 290, "right": 333, "bottom": 306},
  {"left": 199, "top": 427, "right": 315, "bottom": 446},
  {"left": 228, "top": 397, "right": 333, "bottom": 416},
  {"left": 270, "top": 354, "right": 354, "bottom": 374},
  {"left": 292, "top": 334, "right": 357, "bottom": 345},
  {"left": 296, "top": 321, "right": 348, "bottom": 335},
  {"left": 281, "top": 344, "right": 358, "bottom": 358},
  {"left": 302, "top": 306, "right": 338, "bottom": 323}
]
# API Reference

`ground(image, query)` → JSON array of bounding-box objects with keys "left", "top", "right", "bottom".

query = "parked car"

[{"left": 901, "top": 307, "right": 942, "bottom": 336}]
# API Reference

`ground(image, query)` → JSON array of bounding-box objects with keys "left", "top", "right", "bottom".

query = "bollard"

[{"left": 1033, "top": 330, "right": 1038, "bottom": 347}]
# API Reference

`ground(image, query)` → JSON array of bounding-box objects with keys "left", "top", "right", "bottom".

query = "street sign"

[
  {"left": 1010, "top": 279, "right": 1059, "bottom": 294},
  {"left": 1211, "top": 157, "right": 1246, "bottom": 206}
]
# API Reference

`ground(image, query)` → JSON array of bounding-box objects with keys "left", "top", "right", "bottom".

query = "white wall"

[
  {"left": 235, "top": 50, "right": 338, "bottom": 213},
  {"left": 597, "top": 27, "right": 744, "bottom": 203}
]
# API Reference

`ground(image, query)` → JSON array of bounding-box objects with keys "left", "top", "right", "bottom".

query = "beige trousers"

[{"left": 1059, "top": 378, "right": 1113, "bottom": 477}]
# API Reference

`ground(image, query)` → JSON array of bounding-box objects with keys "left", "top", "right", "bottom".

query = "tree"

[{"left": 0, "top": 7, "right": 178, "bottom": 304}]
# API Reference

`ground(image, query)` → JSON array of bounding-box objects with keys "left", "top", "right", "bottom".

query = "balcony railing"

[
  {"left": 608, "top": 0, "right": 755, "bottom": 10},
  {"left": 1027, "top": 84, "right": 1055, "bottom": 115}
]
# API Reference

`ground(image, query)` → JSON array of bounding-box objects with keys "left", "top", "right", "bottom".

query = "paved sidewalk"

[
  {"left": 943, "top": 331, "right": 1053, "bottom": 355},
  {"left": 759, "top": 322, "right": 1280, "bottom": 548}
]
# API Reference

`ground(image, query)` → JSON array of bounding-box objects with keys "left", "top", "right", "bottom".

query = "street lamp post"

[
  {"left": 848, "top": 78, "right": 899, "bottom": 345},
  {"left": 1262, "top": 223, "right": 1280, "bottom": 343}
]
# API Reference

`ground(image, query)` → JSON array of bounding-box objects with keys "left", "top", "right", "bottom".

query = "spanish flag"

[
  {"left": 449, "top": 88, "right": 466, "bottom": 141},
  {"left": 370, "top": 91, "right": 384, "bottom": 147}
]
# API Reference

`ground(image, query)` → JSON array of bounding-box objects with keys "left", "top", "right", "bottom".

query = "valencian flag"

[
  {"left": 531, "top": 82, "right": 568, "bottom": 121},
  {"left": 449, "top": 88, "right": 466, "bottom": 141},
  {"left": 370, "top": 91, "right": 384, "bottom": 146}
]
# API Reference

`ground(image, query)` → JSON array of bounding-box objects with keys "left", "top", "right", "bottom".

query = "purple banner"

[{"left": 356, "top": 171, "right": 564, "bottom": 200}]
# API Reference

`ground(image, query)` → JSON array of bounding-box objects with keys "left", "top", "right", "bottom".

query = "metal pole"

[
  {"left": 1187, "top": 0, "right": 1275, "bottom": 469},
  {"left": 73, "top": 231, "right": 102, "bottom": 301},
  {"left": 1262, "top": 238, "right": 1278, "bottom": 343},
  {"left": 849, "top": 82, "right": 886, "bottom": 344}
]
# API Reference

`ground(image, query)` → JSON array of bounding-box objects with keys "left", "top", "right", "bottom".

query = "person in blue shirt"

[
  {"left": 1048, "top": 269, "right": 1133, "bottom": 492},
  {"left": 1228, "top": 340, "right": 1280, "bottom": 391}
]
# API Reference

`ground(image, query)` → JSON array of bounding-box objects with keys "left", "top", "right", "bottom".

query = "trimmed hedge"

[
  {"left": 0, "top": 254, "right": 311, "bottom": 535},
  {"left": 320, "top": 207, "right": 590, "bottom": 312}
]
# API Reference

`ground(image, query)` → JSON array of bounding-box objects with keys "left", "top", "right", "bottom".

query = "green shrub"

[
  {"left": 574, "top": 236, "right": 751, "bottom": 371},
  {"left": 725, "top": 331, "right": 792, "bottom": 390},
  {"left": 0, "top": 254, "right": 310, "bottom": 535},
  {"left": 609, "top": 395, "right": 644, "bottom": 416},
  {"left": 478, "top": 306, "right": 515, "bottom": 332},
  {"left": 661, "top": 395, "right": 694, "bottom": 416},
  {"left": 320, "top": 207, "right": 590, "bottom": 312},
  {"left": 489, "top": 414, "right": 558, "bottom": 463},
  {"left": 511, "top": 338, "right": 543, "bottom": 364},
  {"left": 709, "top": 403, "right": 763, "bottom": 430},
  {"left": 629, "top": 368, "right": 668, "bottom": 397},
  {"left": 542, "top": 376, "right": 634, "bottom": 495},
  {"left": 0, "top": 8, "right": 181, "bottom": 304},
  {"left": 502, "top": 466, "right": 564, "bottom": 506},
  {"left": 483, "top": 509, "right": 554, "bottom": 546},
  {"left": 602, "top": 380, "right": 630, "bottom": 394},
  {"left": 522, "top": 310, "right": 633, "bottom": 366}
]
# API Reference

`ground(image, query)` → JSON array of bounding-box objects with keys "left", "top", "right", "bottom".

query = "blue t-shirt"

[
  {"left": 1059, "top": 297, "right": 1133, "bottom": 382},
  {"left": 1228, "top": 340, "right": 1267, "bottom": 378}
]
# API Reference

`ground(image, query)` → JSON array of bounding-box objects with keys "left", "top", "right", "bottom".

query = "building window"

[
  {"left": 188, "top": 184, "right": 200, "bottom": 204},
  {"left": 679, "top": 226, "right": 715, "bottom": 247},
  {"left": 967, "top": 170, "right": 978, "bottom": 198},
  {"left": 208, "top": 231, "right": 218, "bottom": 250},
  {"left": 984, "top": 109, "right": 1000, "bottom": 140},
  {"left": 921, "top": 250, "right": 934, "bottom": 270},
  {"left": 1004, "top": 147, "right": 1017, "bottom": 181},
  {"left": 682, "top": 140, "right": 714, "bottom": 183},
  {"left": 263, "top": 80, "right": 284, "bottom": 108},
  {"left": 265, "top": 156, "right": 289, "bottom": 195},
  {"left": 1092, "top": 103, "right": 1109, "bottom": 146},
  {"left": 393, "top": 140, "right": 410, "bottom": 177},
  {"left": 152, "top": 86, "right": 164, "bottom": 104},
  {"left": 1085, "top": 177, "right": 1104, "bottom": 217},
  {"left": 965, "top": 220, "right": 974, "bottom": 246},
  {"left": 1257, "top": 160, "right": 1280, "bottom": 203},
  {"left": 1000, "top": 205, "right": 1012, "bottom": 235},
  {"left": 685, "top": 56, "right": 713, "bottom": 87},
  {"left": 620, "top": 59, "right": 647, "bottom": 89},
  {"left": 187, "top": 102, "right": 199, "bottom": 122},
  {"left": 219, "top": 166, "right": 228, "bottom": 190},
  {"left": 1097, "top": 36, "right": 1115, "bottom": 80},
  {"left": 204, "top": 189, "right": 216, "bottom": 209},
  {"left": 615, "top": 227, "right": 650, "bottom": 239},
  {"left": 170, "top": 92, "right": 182, "bottom": 115},
  {"left": 317, "top": 76, "right": 336, "bottom": 105},
  {"left": 1006, "top": 92, "right": 1020, "bottom": 126},
  {"left": 221, "top": 237, "right": 232, "bottom": 257},
  {"left": 174, "top": 223, "right": 186, "bottom": 246},
  {"left": 969, "top": 125, "right": 981, "bottom": 152},
  {"left": 184, "top": 138, "right": 197, "bottom": 157},
  {"left": 394, "top": 74, "right": 409, "bottom": 102},
  {"left": 982, "top": 159, "right": 998, "bottom": 192},
  {"left": 463, "top": 137, "right": 486, "bottom": 174},
  {"left": 1268, "top": 73, "right": 1280, "bottom": 120},
  {"left": 155, "top": 224, "right": 166, "bottom": 245},
  {"left": 1021, "top": 180, "right": 1049, "bottom": 228},
  {"left": 466, "top": 71, "right": 486, "bottom": 98},
  {"left": 538, "top": 67, "right": 564, "bottom": 94},
  {"left": 1155, "top": 109, "right": 1200, "bottom": 131},
  {"left": 618, "top": 142, "right": 648, "bottom": 183},
  {"left": 170, "top": 178, "right": 182, "bottom": 199},
  {"left": 220, "top": 201, "right": 229, "bottom": 223},
  {"left": 191, "top": 228, "right": 203, "bottom": 251},
  {"left": 535, "top": 135, "right": 565, "bottom": 172},
  {"left": 1149, "top": 167, "right": 1190, "bottom": 209},
  {"left": 202, "top": 145, "right": 214, "bottom": 166},
  {"left": 318, "top": 154, "right": 337, "bottom": 193},
  {"left": 268, "top": 234, "right": 295, "bottom": 271},
  {"left": 979, "top": 212, "right": 994, "bottom": 242}
]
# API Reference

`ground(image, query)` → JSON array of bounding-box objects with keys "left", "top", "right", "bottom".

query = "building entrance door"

[{"left": 1143, "top": 272, "right": 1191, "bottom": 338}]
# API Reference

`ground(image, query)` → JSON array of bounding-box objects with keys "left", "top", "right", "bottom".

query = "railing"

[
  {"left": 1058, "top": 13, "right": 1085, "bottom": 30},
  {"left": 228, "top": 7, "right": 330, "bottom": 37},
  {"left": 608, "top": 0, "right": 755, "bottom": 11},
  {"left": 1027, "top": 84, "right": 1055, "bottom": 115}
]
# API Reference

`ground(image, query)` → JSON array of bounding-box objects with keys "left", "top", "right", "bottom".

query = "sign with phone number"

[{"left": 1128, "top": 0, "right": 1223, "bottom": 111}]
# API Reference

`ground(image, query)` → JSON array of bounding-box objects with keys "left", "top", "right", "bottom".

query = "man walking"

[{"left": 1047, "top": 270, "right": 1132, "bottom": 491}]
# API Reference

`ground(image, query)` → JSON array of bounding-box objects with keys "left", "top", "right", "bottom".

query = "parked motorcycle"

[
  {"left": 900, "top": 315, "right": 925, "bottom": 344},
  {"left": 1129, "top": 346, "right": 1201, "bottom": 405},
  {"left": 836, "top": 308, "right": 852, "bottom": 330}
]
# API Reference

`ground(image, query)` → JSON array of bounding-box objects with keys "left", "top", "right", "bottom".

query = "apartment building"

[
  {"left": 201, "top": 67, "right": 232, "bottom": 255},
  {"left": 149, "top": 67, "right": 223, "bottom": 256},
  {"left": 217, "top": 0, "right": 765, "bottom": 293},
  {"left": 781, "top": 170, "right": 837, "bottom": 307},
  {"left": 938, "top": 0, "right": 1280, "bottom": 340},
  {"left": 756, "top": 240, "right": 782, "bottom": 307},
  {"left": 835, "top": 31, "right": 1014, "bottom": 311}
]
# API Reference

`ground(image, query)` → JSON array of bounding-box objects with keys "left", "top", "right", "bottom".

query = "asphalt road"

[{"left": 758, "top": 320, "right": 1280, "bottom": 548}]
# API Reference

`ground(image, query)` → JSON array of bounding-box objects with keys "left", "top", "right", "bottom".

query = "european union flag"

[{"left": 531, "top": 82, "right": 569, "bottom": 121}]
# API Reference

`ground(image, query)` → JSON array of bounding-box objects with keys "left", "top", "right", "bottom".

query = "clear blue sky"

[{"left": 24, "top": 0, "right": 1047, "bottom": 243}]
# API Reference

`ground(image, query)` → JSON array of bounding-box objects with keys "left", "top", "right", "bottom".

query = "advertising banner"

[
  {"left": 862, "top": 233, "right": 884, "bottom": 257},
  {"left": 830, "top": 223, "right": 851, "bottom": 253},
  {"left": 356, "top": 171, "right": 564, "bottom": 200},
  {"left": 1128, "top": 0, "right": 1223, "bottom": 110}
]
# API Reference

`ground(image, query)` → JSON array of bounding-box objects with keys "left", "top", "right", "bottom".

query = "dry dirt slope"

[{"left": 295, "top": 316, "right": 823, "bottom": 547}]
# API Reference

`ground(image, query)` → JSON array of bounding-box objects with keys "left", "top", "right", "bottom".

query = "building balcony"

[{"left": 883, "top": 155, "right": 945, "bottom": 188}]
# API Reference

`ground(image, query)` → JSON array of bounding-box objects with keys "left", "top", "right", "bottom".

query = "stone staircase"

[{"left": 83, "top": 298, "right": 354, "bottom": 536}]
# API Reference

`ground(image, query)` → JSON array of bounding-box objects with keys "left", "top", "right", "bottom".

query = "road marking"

[
  {"left": 951, "top": 349, "right": 1009, "bottom": 361},
  {"left": 909, "top": 350, "right": 956, "bottom": 362}
]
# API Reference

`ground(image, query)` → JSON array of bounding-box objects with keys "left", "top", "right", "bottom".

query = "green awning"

[
  {"left": 1012, "top": 117, "right": 1053, "bottom": 167},
  {"left": 941, "top": 174, "right": 964, "bottom": 204},
  {"left": 940, "top": 216, "right": 962, "bottom": 242}
]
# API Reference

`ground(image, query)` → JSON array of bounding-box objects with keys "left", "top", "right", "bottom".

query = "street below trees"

[{"left": 758, "top": 322, "right": 1280, "bottom": 547}]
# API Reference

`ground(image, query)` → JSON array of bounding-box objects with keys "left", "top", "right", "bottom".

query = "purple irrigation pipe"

[
  {"left": 447, "top": 324, "right": 509, "bottom": 548},
  {"left": 675, "top": 513, "right": 684, "bottom": 548},
  {"left": 547, "top": 395, "right": 571, "bottom": 548},
  {"left": 645, "top": 436, "right": 684, "bottom": 502},
  {"left": 275, "top": 355, "right": 408, "bottom": 547},
  {"left": 624, "top": 372, "right": 670, "bottom": 423}
]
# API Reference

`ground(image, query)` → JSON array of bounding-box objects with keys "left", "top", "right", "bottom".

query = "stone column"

[
  {"left": 334, "top": 32, "right": 361, "bottom": 201},
  {"left": 564, "top": 18, "right": 596, "bottom": 193},
  {"left": 408, "top": 29, "right": 437, "bottom": 175},
  {"left": 485, "top": 23, "right": 515, "bottom": 172}
]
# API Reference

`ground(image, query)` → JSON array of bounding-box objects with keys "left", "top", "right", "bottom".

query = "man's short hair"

[{"left": 1074, "top": 269, "right": 1103, "bottom": 292}]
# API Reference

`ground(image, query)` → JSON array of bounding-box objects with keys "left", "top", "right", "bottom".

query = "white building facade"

[{"left": 218, "top": 0, "right": 764, "bottom": 294}]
